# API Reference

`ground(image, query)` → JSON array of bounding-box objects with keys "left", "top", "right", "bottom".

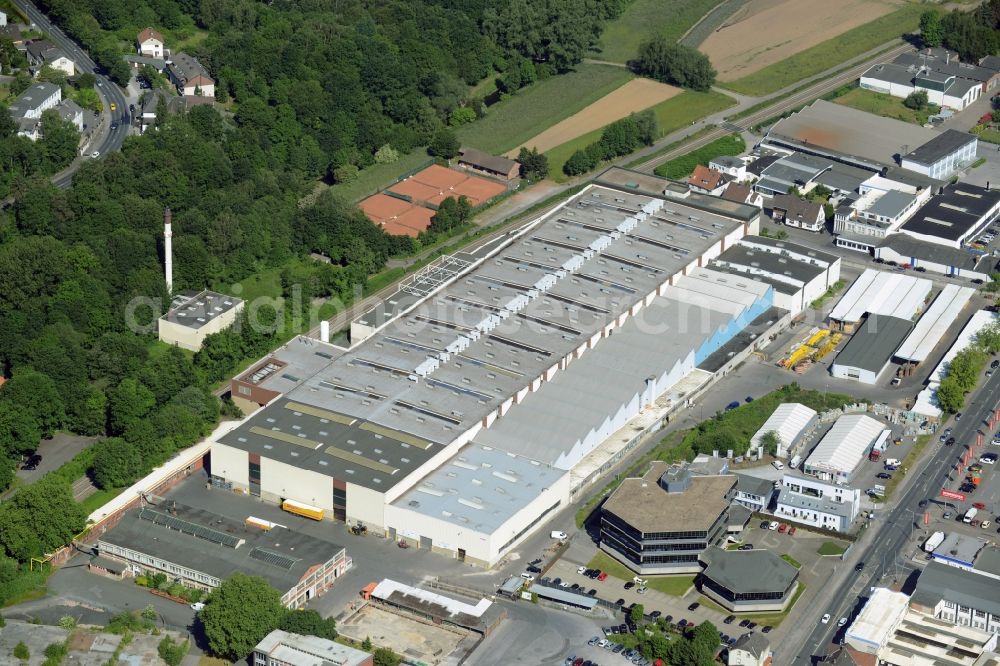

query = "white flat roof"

[
  {"left": 804, "top": 414, "right": 886, "bottom": 475},
  {"left": 845, "top": 587, "right": 909, "bottom": 650},
  {"left": 750, "top": 403, "right": 817, "bottom": 454},
  {"left": 371, "top": 579, "right": 492, "bottom": 618},
  {"left": 894, "top": 284, "right": 974, "bottom": 363},
  {"left": 829, "top": 269, "right": 932, "bottom": 323}
]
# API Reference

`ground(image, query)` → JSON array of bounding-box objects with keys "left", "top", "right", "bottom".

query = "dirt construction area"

[
  {"left": 507, "top": 78, "right": 680, "bottom": 156},
  {"left": 700, "top": 0, "right": 900, "bottom": 81},
  {"left": 339, "top": 604, "right": 468, "bottom": 665}
]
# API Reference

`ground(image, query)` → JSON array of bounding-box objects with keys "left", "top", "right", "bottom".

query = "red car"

[
  {"left": 597, "top": 571, "right": 608, "bottom": 581},
  {"left": 788, "top": 526, "right": 797, "bottom": 536},
  {"left": 778, "top": 523, "right": 788, "bottom": 533},
  {"left": 974, "top": 502, "right": 987, "bottom": 510}
]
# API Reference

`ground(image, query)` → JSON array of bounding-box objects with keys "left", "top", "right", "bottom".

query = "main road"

[
  {"left": 784, "top": 370, "right": 1000, "bottom": 664},
  {"left": 11, "top": 0, "right": 130, "bottom": 188}
]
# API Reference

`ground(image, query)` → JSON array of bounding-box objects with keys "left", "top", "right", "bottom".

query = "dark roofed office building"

[
  {"left": 600, "top": 462, "right": 736, "bottom": 574},
  {"left": 831, "top": 314, "right": 913, "bottom": 384},
  {"left": 899, "top": 182, "right": 1000, "bottom": 249},
  {"left": 910, "top": 560, "right": 1000, "bottom": 633},
  {"left": 699, "top": 548, "right": 800, "bottom": 612},
  {"left": 96, "top": 502, "right": 351, "bottom": 608},
  {"left": 901, "top": 129, "right": 978, "bottom": 180}
]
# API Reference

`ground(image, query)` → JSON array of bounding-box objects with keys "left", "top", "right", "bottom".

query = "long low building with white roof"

[
  {"left": 208, "top": 177, "right": 792, "bottom": 567},
  {"left": 827, "top": 268, "right": 932, "bottom": 332},
  {"left": 893, "top": 283, "right": 975, "bottom": 364},
  {"left": 803, "top": 413, "right": 888, "bottom": 482}
]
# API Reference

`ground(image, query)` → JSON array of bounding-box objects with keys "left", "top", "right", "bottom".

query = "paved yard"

[{"left": 339, "top": 604, "right": 468, "bottom": 666}]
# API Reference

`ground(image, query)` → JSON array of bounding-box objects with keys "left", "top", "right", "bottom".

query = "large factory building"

[{"left": 209, "top": 173, "right": 793, "bottom": 567}]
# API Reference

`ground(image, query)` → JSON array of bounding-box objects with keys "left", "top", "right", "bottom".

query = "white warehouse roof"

[
  {"left": 894, "top": 284, "right": 974, "bottom": 363},
  {"left": 804, "top": 414, "right": 887, "bottom": 476},
  {"left": 828, "top": 269, "right": 932, "bottom": 324},
  {"left": 750, "top": 403, "right": 817, "bottom": 457},
  {"left": 845, "top": 587, "right": 909, "bottom": 652},
  {"left": 371, "top": 579, "right": 493, "bottom": 618}
]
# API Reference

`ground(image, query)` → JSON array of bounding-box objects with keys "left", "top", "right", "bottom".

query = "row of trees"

[
  {"left": 920, "top": 1, "right": 1000, "bottom": 62},
  {"left": 936, "top": 322, "right": 1000, "bottom": 412},
  {"left": 33, "top": 0, "right": 629, "bottom": 175},
  {"left": 563, "top": 110, "right": 657, "bottom": 176},
  {"left": 200, "top": 573, "right": 398, "bottom": 664}
]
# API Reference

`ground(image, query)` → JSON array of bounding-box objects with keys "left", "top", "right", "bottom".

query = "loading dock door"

[{"left": 420, "top": 536, "right": 432, "bottom": 550}]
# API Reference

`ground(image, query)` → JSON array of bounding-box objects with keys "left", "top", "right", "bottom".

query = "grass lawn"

[
  {"left": 546, "top": 89, "right": 735, "bottom": 181},
  {"left": 655, "top": 384, "right": 855, "bottom": 463},
  {"left": 721, "top": 4, "right": 924, "bottom": 96},
  {"left": 974, "top": 127, "right": 1000, "bottom": 144},
  {"left": 214, "top": 264, "right": 284, "bottom": 303},
  {"left": 328, "top": 151, "right": 434, "bottom": 203},
  {"left": 817, "top": 541, "right": 848, "bottom": 556},
  {"left": 654, "top": 134, "right": 745, "bottom": 179},
  {"left": 781, "top": 554, "right": 802, "bottom": 569},
  {"left": 696, "top": 595, "right": 729, "bottom": 614},
  {"left": 646, "top": 575, "right": 696, "bottom": 596},
  {"left": 833, "top": 87, "right": 936, "bottom": 125},
  {"left": 457, "top": 64, "right": 634, "bottom": 154},
  {"left": 79, "top": 487, "right": 125, "bottom": 515},
  {"left": 595, "top": 0, "right": 722, "bottom": 64},
  {"left": 587, "top": 551, "right": 637, "bottom": 582}
]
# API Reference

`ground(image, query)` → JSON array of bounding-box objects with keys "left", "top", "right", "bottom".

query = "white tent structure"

[
  {"left": 750, "top": 403, "right": 818, "bottom": 458},
  {"left": 804, "top": 414, "right": 887, "bottom": 482},
  {"left": 828, "top": 269, "right": 932, "bottom": 328}
]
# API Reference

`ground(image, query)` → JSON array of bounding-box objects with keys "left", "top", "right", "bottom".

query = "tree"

[
  {"left": 2, "top": 370, "right": 65, "bottom": 437},
  {"left": 107, "top": 378, "right": 156, "bottom": 436},
  {"left": 373, "top": 648, "right": 401, "bottom": 666},
  {"left": 373, "top": 144, "right": 400, "bottom": 164},
  {"left": 518, "top": 146, "right": 549, "bottom": 181},
  {"left": 0, "top": 478, "right": 86, "bottom": 561},
  {"left": 904, "top": 89, "right": 929, "bottom": 111},
  {"left": 0, "top": 106, "right": 15, "bottom": 140},
  {"left": 76, "top": 72, "right": 96, "bottom": 89},
  {"left": 91, "top": 438, "right": 143, "bottom": 489},
  {"left": 200, "top": 573, "right": 286, "bottom": 661},
  {"left": 157, "top": 636, "right": 189, "bottom": 666},
  {"left": 629, "top": 603, "right": 644, "bottom": 624},
  {"left": 448, "top": 107, "right": 476, "bottom": 126},
  {"left": 0, "top": 403, "right": 42, "bottom": 460},
  {"left": 428, "top": 128, "right": 460, "bottom": 159},
  {"left": 691, "top": 621, "right": 721, "bottom": 654},
  {"left": 361, "top": 637, "right": 373, "bottom": 651},
  {"left": 563, "top": 148, "right": 596, "bottom": 176},
  {"left": 332, "top": 164, "right": 359, "bottom": 183},
  {"left": 920, "top": 11, "right": 944, "bottom": 47},
  {"left": 631, "top": 35, "right": 716, "bottom": 91},
  {"left": 760, "top": 430, "right": 781, "bottom": 456},
  {"left": 38, "top": 109, "right": 80, "bottom": 169},
  {"left": 279, "top": 609, "right": 337, "bottom": 640}
]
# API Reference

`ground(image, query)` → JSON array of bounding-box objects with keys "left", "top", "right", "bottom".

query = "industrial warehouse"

[{"left": 203, "top": 175, "right": 832, "bottom": 567}]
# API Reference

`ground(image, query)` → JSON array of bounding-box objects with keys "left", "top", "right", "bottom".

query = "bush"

[
  {"left": 157, "top": 636, "right": 189, "bottom": 666},
  {"left": 332, "top": 164, "right": 359, "bottom": 184},
  {"left": 562, "top": 111, "right": 657, "bottom": 176},
  {"left": 168, "top": 582, "right": 185, "bottom": 598},
  {"left": 903, "top": 89, "right": 929, "bottom": 111},
  {"left": 134, "top": 575, "right": 149, "bottom": 587},
  {"left": 631, "top": 35, "right": 716, "bottom": 91},
  {"left": 13, "top": 642, "right": 29, "bottom": 660}
]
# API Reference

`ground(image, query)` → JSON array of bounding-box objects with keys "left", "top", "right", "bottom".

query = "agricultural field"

[
  {"left": 720, "top": 2, "right": 923, "bottom": 95},
  {"left": 456, "top": 64, "right": 634, "bottom": 154},
  {"left": 595, "top": 0, "right": 722, "bottom": 63},
  {"left": 545, "top": 90, "right": 735, "bottom": 181},
  {"left": 832, "top": 87, "right": 937, "bottom": 125},
  {"left": 508, "top": 78, "right": 680, "bottom": 156}
]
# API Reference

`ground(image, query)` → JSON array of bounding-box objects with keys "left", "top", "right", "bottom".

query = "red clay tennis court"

[
  {"left": 357, "top": 194, "right": 434, "bottom": 237},
  {"left": 451, "top": 176, "right": 507, "bottom": 207},
  {"left": 382, "top": 207, "right": 434, "bottom": 238},
  {"left": 358, "top": 194, "right": 413, "bottom": 224},
  {"left": 410, "top": 164, "right": 469, "bottom": 190},
  {"left": 386, "top": 179, "right": 448, "bottom": 207}
]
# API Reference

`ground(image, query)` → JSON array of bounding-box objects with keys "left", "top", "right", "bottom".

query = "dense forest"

[
  {"left": 32, "top": 0, "right": 630, "bottom": 175},
  {"left": 0, "top": 0, "right": 633, "bottom": 583}
]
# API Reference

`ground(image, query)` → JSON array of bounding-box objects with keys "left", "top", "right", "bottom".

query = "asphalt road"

[
  {"left": 786, "top": 369, "right": 1000, "bottom": 664},
  {"left": 12, "top": 0, "right": 129, "bottom": 188}
]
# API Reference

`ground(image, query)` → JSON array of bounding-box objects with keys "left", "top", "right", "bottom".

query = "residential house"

[
  {"left": 25, "top": 39, "right": 74, "bottom": 77},
  {"left": 727, "top": 632, "right": 773, "bottom": 666},
  {"left": 688, "top": 164, "right": 727, "bottom": 195},
  {"left": 124, "top": 54, "right": 166, "bottom": 72},
  {"left": 710, "top": 155, "right": 747, "bottom": 181},
  {"left": 769, "top": 194, "right": 825, "bottom": 232},
  {"left": 7, "top": 81, "right": 61, "bottom": 141},
  {"left": 136, "top": 27, "right": 165, "bottom": 58},
  {"left": 165, "top": 52, "right": 214, "bottom": 97},
  {"left": 55, "top": 97, "right": 84, "bottom": 133},
  {"left": 457, "top": 147, "right": 519, "bottom": 180},
  {"left": 721, "top": 183, "right": 763, "bottom": 209}
]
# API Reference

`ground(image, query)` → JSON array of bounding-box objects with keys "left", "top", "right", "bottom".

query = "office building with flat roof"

[
  {"left": 911, "top": 560, "right": 1000, "bottom": 633},
  {"left": 774, "top": 473, "right": 861, "bottom": 532},
  {"left": 254, "top": 630, "right": 373, "bottom": 666},
  {"left": 600, "top": 463, "right": 736, "bottom": 574},
  {"left": 899, "top": 182, "right": 1000, "bottom": 249}
]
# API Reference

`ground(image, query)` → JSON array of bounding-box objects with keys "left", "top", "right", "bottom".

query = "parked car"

[
  {"left": 946, "top": 437, "right": 956, "bottom": 446},
  {"left": 636, "top": 586, "right": 647, "bottom": 595},
  {"left": 762, "top": 625, "right": 773, "bottom": 634},
  {"left": 788, "top": 527, "right": 796, "bottom": 536},
  {"left": 855, "top": 561, "right": 865, "bottom": 572},
  {"left": 778, "top": 523, "right": 788, "bottom": 533},
  {"left": 577, "top": 565, "right": 587, "bottom": 574},
  {"left": 983, "top": 520, "right": 992, "bottom": 529},
  {"left": 688, "top": 602, "right": 700, "bottom": 611},
  {"left": 624, "top": 581, "right": 635, "bottom": 590},
  {"left": 739, "top": 544, "right": 753, "bottom": 550},
  {"left": 980, "top": 453, "right": 998, "bottom": 464},
  {"left": 768, "top": 521, "right": 779, "bottom": 530},
  {"left": 190, "top": 602, "right": 205, "bottom": 611},
  {"left": 838, "top": 617, "right": 848, "bottom": 627},
  {"left": 876, "top": 472, "right": 892, "bottom": 479},
  {"left": 760, "top": 521, "right": 770, "bottom": 529},
  {"left": 974, "top": 502, "right": 987, "bottom": 510},
  {"left": 597, "top": 572, "right": 608, "bottom": 581},
  {"left": 821, "top": 614, "right": 831, "bottom": 624},
  {"left": 526, "top": 565, "right": 541, "bottom": 573}
]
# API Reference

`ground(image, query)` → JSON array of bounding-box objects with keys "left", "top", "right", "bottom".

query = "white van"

[
  {"left": 550, "top": 530, "right": 568, "bottom": 540},
  {"left": 964, "top": 507, "right": 979, "bottom": 524},
  {"left": 789, "top": 455, "right": 802, "bottom": 469},
  {"left": 771, "top": 460, "right": 785, "bottom": 470}
]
